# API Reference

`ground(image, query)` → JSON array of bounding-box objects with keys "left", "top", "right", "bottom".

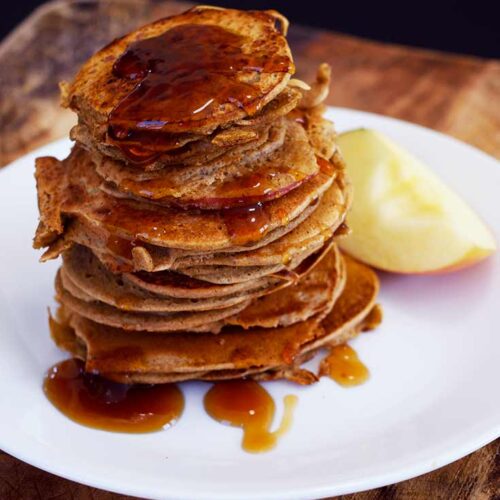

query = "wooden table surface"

[{"left": 0, "top": 1, "right": 498, "bottom": 498}]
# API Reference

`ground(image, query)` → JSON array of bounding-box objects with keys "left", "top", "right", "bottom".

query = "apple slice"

[{"left": 338, "top": 129, "right": 496, "bottom": 273}]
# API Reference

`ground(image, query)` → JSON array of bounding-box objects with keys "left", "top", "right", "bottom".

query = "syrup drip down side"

[{"left": 320, "top": 344, "right": 370, "bottom": 386}]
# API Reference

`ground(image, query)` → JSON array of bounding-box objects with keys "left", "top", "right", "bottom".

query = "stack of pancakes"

[{"left": 34, "top": 6, "right": 381, "bottom": 384}]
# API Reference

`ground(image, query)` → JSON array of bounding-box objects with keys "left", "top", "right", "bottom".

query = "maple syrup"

[
  {"left": 316, "top": 156, "right": 334, "bottom": 176},
  {"left": 105, "top": 233, "right": 137, "bottom": 262},
  {"left": 221, "top": 202, "right": 271, "bottom": 246},
  {"left": 334, "top": 222, "right": 350, "bottom": 237},
  {"left": 44, "top": 359, "right": 184, "bottom": 433},
  {"left": 95, "top": 195, "right": 272, "bottom": 250},
  {"left": 207, "top": 167, "right": 311, "bottom": 209},
  {"left": 108, "top": 24, "right": 291, "bottom": 163},
  {"left": 204, "top": 380, "right": 297, "bottom": 453},
  {"left": 120, "top": 166, "right": 311, "bottom": 210},
  {"left": 320, "top": 345, "right": 369, "bottom": 387},
  {"left": 362, "top": 305, "right": 383, "bottom": 331},
  {"left": 96, "top": 199, "right": 170, "bottom": 244}
]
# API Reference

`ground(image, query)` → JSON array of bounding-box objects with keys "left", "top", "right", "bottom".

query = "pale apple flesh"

[{"left": 337, "top": 129, "right": 496, "bottom": 274}]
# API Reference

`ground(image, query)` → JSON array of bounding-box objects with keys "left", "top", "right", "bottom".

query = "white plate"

[{"left": 0, "top": 107, "right": 499, "bottom": 500}]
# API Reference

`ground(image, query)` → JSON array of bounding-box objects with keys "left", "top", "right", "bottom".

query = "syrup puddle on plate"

[
  {"left": 204, "top": 379, "right": 297, "bottom": 453},
  {"left": 320, "top": 344, "right": 370, "bottom": 386},
  {"left": 43, "top": 359, "right": 184, "bottom": 433},
  {"left": 44, "top": 344, "right": 368, "bottom": 451}
]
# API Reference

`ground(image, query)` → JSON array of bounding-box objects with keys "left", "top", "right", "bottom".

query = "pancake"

[
  {"left": 63, "top": 6, "right": 294, "bottom": 149},
  {"left": 95, "top": 119, "right": 319, "bottom": 210},
  {"left": 51, "top": 253, "right": 380, "bottom": 384},
  {"left": 38, "top": 180, "right": 320, "bottom": 273},
  {"left": 177, "top": 247, "right": 315, "bottom": 284},
  {"left": 93, "top": 119, "right": 285, "bottom": 185},
  {"left": 36, "top": 143, "right": 345, "bottom": 273},
  {"left": 55, "top": 269, "right": 248, "bottom": 334},
  {"left": 318, "top": 254, "right": 380, "bottom": 346},
  {"left": 61, "top": 245, "right": 259, "bottom": 312},
  {"left": 152, "top": 168, "right": 350, "bottom": 285},
  {"left": 61, "top": 243, "right": 330, "bottom": 310},
  {"left": 34, "top": 145, "right": 334, "bottom": 253},
  {"left": 122, "top": 238, "right": 335, "bottom": 299},
  {"left": 227, "top": 244, "right": 346, "bottom": 328},
  {"left": 167, "top": 167, "right": 351, "bottom": 270},
  {"left": 72, "top": 86, "right": 301, "bottom": 172},
  {"left": 60, "top": 240, "right": 340, "bottom": 324},
  {"left": 178, "top": 264, "right": 284, "bottom": 284},
  {"left": 177, "top": 243, "right": 320, "bottom": 285},
  {"left": 124, "top": 270, "right": 284, "bottom": 299},
  {"left": 303, "top": 106, "right": 338, "bottom": 160},
  {"left": 75, "top": 121, "right": 274, "bottom": 175},
  {"left": 56, "top": 242, "right": 342, "bottom": 331},
  {"left": 297, "top": 63, "right": 331, "bottom": 110},
  {"left": 35, "top": 5, "right": 383, "bottom": 390},
  {"left": 288, "top": 64, "right": 337, "bottom": 160}
]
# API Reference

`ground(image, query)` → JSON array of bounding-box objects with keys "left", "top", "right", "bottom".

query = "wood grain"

[
  {"left": 292, "top": 28, "right": 500, "bottom": 158},
  {"left": 0, "top": 1, "right": 498, "bottom": 499}
]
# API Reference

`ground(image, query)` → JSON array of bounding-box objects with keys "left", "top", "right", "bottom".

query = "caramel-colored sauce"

[
  {"left": 215, "top": 171, "right": 281, "bottom": 201},
  {"left": 105, "top": 233, "right": 138, "bottom": 262},
  {"left": 48, "top": 309, "right": 77, "bottom": 352},
  {"left": 207, "top": 166, "right": 313, "bottom": 209},
  {"left": 97, "top": 198, "right": 271, "bottom": 248},
  {"left": 118, "top": 177, "right": 175, "bottom": 200},
  {"left": 316, "top": 156, "right": 335, "bottom": 176},
  {"left": 44, "top": 359, "right": 184, "bottom": 433},
  {"left": 119, "top": 166, "right": 311, "bottom": 210},
  {"left": 221, "top": 202, "right": 271, "bottom": 246},
  {"left": 320, "top": 345, "right": 369, "bottom": 387},
  {"left": 204, "top": 380, "right": 297, "bottom": 453},
  {"left": 362, "top": 304, "right": 383, "bottom": 332},
  {"left": 334, "top": 222, "right": 350, "bottom": 237},
  {"left": 95, "top": 200, "right": 171, "bottom": 244},
  {"left": 108, "top": 24, "right": 291, "bottom": 164}
]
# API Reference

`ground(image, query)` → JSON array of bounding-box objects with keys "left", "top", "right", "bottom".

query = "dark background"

[{"left": 1, "top": 0, "right": 499, "bottom": 58}]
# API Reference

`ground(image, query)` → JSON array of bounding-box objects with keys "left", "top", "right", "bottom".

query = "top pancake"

[{"left": 62, "top": 6, "right": 294, "bottom": 148}]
